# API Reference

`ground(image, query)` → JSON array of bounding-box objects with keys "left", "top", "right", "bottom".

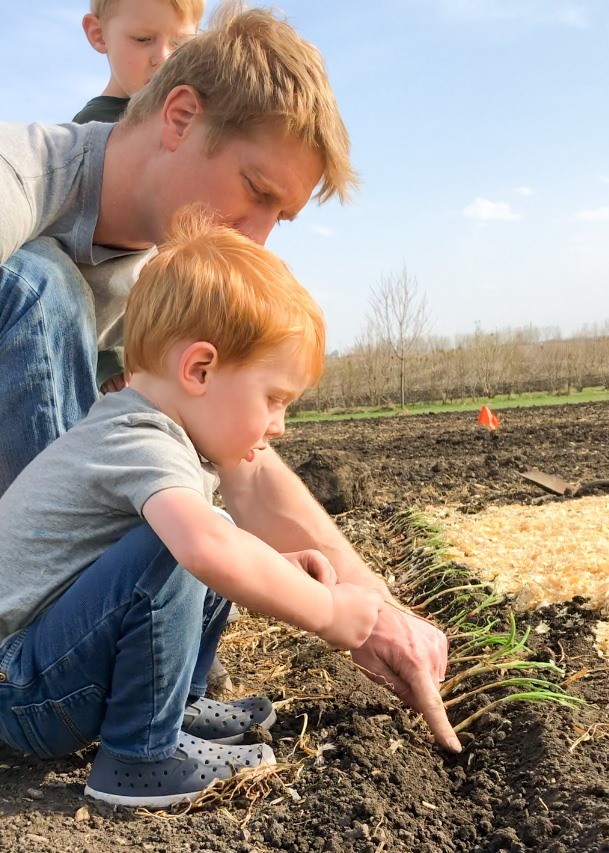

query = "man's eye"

[{"left": 246, "top": 178, "right": 271, "bottom": 202}]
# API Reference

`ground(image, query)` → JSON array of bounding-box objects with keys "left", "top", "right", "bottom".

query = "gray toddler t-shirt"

[{"left": 0, "top": 388, "right": 219, "bottom": 643}]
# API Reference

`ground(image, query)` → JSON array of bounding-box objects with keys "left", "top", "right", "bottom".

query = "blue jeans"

[
  {"left": 0, "top": 524, "right": 229, "bottom": 761},
  {"left": 0, "top": 237, "right": 98, "bottom": 497}
]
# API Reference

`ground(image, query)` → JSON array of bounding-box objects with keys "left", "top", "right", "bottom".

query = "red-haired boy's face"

[{"left": 187, "top": 343, "right": 308, "bottom": 470}]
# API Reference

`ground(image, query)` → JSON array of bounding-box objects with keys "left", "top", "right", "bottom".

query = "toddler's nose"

[{"left": 267, "top": 416, "right": 285, "bottom": 438}]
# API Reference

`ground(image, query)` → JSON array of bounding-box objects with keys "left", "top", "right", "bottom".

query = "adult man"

[{"left": 0, "top": 4, "right": 460, "bottom": 753}]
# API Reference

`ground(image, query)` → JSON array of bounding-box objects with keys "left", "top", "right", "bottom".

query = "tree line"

[{"left": 295, "top": 267, "right": 609, "bottom": 413}]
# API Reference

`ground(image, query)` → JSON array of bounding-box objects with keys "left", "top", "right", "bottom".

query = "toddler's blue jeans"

[{"left": 0, "top": 523, "right": 230, "bottom": 762}]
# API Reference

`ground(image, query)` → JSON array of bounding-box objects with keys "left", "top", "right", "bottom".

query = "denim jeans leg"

[
  {"left": 0, "top": 524, "right": 220, "bottom": 761},
  {"left": 0, "top": 237, "right": 98, "bottom": 496},
  {"left": 189, "top": 594, "right": 232, "bottom": 697},
  {"left": 188, "top": 507, "right": 234, "bottom": 697}
]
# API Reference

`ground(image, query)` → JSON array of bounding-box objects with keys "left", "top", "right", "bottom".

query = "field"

[{"left": 1, "top": 402, "right": 608, "bottom": 852}]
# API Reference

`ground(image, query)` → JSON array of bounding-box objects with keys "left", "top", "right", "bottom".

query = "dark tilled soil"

[
  {"left": 1, "top": 402, "right": 609, "bottom": 852},
  {"left": 277, "top": 402, "right": 609, "bottom": 512}
]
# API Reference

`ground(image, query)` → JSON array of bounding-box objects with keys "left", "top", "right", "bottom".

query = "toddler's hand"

[{"left": 318, "top": 583, "right": 384, "bottom": 650}]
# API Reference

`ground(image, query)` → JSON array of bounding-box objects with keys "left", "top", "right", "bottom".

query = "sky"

[{"left": 2, "top": 0, "right": 609, "bottom": 351}]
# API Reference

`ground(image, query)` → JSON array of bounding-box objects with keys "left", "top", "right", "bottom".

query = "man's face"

[{"left": 155, "top": 122, "right": 324, "bottom": 246}]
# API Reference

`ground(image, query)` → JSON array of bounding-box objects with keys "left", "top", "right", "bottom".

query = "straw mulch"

[{"left": 428, "top": 495, "right": 609, "bottom": 655}]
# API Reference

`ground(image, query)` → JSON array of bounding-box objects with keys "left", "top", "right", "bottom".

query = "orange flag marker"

[{"left": 478, "top": 405, "right": 500, "bottom": 430}]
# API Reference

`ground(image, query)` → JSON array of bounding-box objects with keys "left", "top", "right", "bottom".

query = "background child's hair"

[
  {"left": 124, "top": 206, "right": 326, "bottom": 384},
  {"left": 122, "top": 1, "right": 356, "bottom": 204},
  {"left": 90, "top": 0, "right": 204, "bottom": 26}
]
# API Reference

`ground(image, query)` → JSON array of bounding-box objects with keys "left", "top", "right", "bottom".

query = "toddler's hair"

[
  {"left": 124, "top": 206, "right": 326, "bottom": 384},
  {"left": 123, "top": 1, "right": 356, "bottom": 204},
  {"left": 90, "top": 0, "right": 204, "bottom": 26}
]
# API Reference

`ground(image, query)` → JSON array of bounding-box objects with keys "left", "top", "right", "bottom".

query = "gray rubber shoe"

[
  {"left": 182, "top": 696, "right": 276, "bottom": 744},
  {"left": 84, "top": 732, "right": 276, "bottom": 808}
]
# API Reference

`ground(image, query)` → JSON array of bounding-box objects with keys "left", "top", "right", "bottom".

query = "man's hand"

[
  {"left": 351, "top": 601, "right": 462, "bottom": 753},
  {"left": 283, "top": 549, "right": 337, "bottom": 586},
  {"left": 318, "top": 584, "right": 384, "bottom": 650},
  {"left": 216, "top": 447, "right": 460, "bottom": 750}
]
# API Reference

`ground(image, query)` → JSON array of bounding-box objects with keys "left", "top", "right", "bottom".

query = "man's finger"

[{"left": 408, "top": 670, "right": 461, "bottom": 753}]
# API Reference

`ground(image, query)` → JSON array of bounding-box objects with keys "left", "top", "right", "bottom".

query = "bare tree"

[
  {"left": 353, "top": 325, "right": 392, "bottom": 407},
  {"left": 367, "top": 265, "right": 429, "bottom": 408},
  {"left": 463, "top": 324, "right": 506, "bottom": 398}
]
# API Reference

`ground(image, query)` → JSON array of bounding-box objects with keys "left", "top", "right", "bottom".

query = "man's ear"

[
  {"left": 160, "top": 86, "right": 204, "bottom": 151},
  {"left": 178, "top": 341, "right": 218, "bottom": 395},
  {"left": 82, "top": 14, "right": 108, "bottom": 54}
]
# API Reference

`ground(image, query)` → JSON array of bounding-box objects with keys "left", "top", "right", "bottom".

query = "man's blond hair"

[
  {"left": 124, "top": 206, "right": 326, "bottom": 384},
  {"left": 90, "top": 0, "right": 204, "bottom": 26},
  {"left": 123, "top": 2, "right": 356, "bottom": 203}
]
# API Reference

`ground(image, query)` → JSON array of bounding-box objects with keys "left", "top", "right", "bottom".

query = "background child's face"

[{"left": 99, "top": 0, "right": 198, "bottom": 98}]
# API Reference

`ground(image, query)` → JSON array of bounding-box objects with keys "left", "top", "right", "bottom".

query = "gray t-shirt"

[
  {"left": 0, "top": 388, "right": 219, "bottom": 642},
  {"left": 0, "top": 120, "right": 153, "bottom": 349}
]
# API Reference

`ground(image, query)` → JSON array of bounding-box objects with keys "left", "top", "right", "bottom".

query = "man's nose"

[{"left": 240, "top": 213, "right": 277, "bottom": 246}]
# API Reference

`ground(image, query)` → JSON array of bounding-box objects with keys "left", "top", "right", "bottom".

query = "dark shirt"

[{"left": 72, "top": 96, "right": 130, "bottom": 125}]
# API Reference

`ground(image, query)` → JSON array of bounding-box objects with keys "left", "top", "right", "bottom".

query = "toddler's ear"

[
  {"left": 82, "top": 14, "right": 108, "bottom": 54},
  {"left": 179, "top": 342, "right": 218, "bottom": 395}
]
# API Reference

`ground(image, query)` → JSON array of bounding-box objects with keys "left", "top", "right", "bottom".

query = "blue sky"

[{"left": 2, "top": 1, "right": 609, "bottom": 351}]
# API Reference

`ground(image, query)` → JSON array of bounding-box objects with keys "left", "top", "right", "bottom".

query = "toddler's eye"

[{"left": 133, "top": 36, "right": 153, "bottom": 43}]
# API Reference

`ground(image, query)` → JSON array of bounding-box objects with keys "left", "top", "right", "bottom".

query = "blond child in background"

[
  {"left": 0, "top": 208, "right": 383, "bottom": 808},
  {"left": 73, "top": 0, "right": 203, "bottom": 124},
  {"left": 73, "top": 0, "right": 205, "bottom": 390}
]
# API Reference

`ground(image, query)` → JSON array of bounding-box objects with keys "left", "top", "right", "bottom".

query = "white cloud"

[
  {"left": 515, "top": 186, "right": 533, "bottom": 196},
  {"left": 599, "top": 176, "right": 609, "bottom": 185},
  {"left": 310, "top": 224, "right": 336, "bottom": 238},
  {"left": 463, "top": 198, "right": 520, "bottom": 222},
  {"left": 575, "top": 207, "right": 609, "bottom": 222}
]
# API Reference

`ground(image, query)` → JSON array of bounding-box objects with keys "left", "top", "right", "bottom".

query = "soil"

[{"left": 1, "top": 402, "right": 609, "bottom": 853}]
